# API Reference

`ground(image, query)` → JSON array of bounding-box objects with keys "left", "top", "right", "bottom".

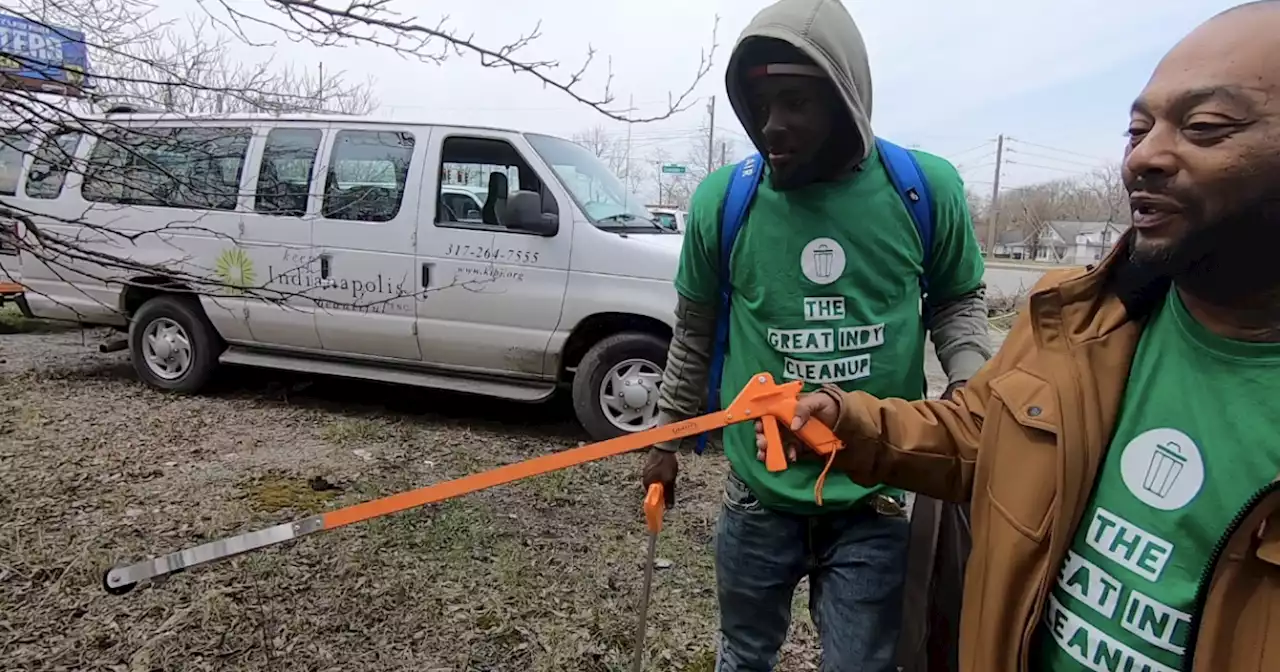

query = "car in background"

[
  {"left": 646, "top": 206, "right": 686, "bottom": 233},
  {"left": 440, "top": 184, "right": 487, "bottom": 222}
]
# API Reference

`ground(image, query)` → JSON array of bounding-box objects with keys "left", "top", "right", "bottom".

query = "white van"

[{"left": 2, "top": 111, "right": 684, "bottom": 440}]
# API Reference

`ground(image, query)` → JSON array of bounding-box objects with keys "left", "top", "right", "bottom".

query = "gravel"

[{"left": 0, "top": 318, "right": 993, "bottom": 672}]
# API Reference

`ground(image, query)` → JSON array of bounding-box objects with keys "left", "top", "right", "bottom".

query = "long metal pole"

[{"left": 985, "top": 134, "right": 1005, "bottom": 257}]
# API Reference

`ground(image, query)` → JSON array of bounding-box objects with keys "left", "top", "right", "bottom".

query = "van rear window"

[
  {"left": 26, "top": 131, "right": 81, "bottom": 200},
  {"left": 254, "top": 128, "right": 322, "bottom": 217},
  {"left": 82, "top": 126, "right": 251, "bottom": 211},
  {"left": 0, "top": 132, "right": 32, "bottom": 196}
]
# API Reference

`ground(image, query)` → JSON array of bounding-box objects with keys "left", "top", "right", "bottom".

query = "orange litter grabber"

[
  {"left": 630, "top": 483, "right": 665, "bottom": 672},
  {"left": 102, "top": 373, "right": 844, "bottom": 596}
]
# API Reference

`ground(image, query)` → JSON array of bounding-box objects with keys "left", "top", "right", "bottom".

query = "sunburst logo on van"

[{"left": 213, "top": 247, "right": 256, "bottom": 295}]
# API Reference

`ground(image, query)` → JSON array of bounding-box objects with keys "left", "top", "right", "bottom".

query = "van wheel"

[
  {"left": 129, "top": 295, "right": 222, "bottom": 393},
  {"left": 572, "top": 332, "right": 668, "bottom": 441}
]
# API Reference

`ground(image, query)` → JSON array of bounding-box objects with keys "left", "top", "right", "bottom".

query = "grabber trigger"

[{"left": 760, "top": 415, "right": 787, "bottom": 472}]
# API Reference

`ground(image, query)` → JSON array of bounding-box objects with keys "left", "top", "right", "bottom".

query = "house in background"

[
  {"left": 992, "top": 221, "right": 1126, "bottom": 265},
  {"left": 990, "top": 230, "right": 1032, "bottom": 259},
  {"left": 1035, "top": 221, "right": 1127, "bottom": 265}
]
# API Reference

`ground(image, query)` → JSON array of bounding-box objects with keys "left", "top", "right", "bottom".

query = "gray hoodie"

[
  {"left": 654, "top": 0, "right": 991, "bottom": 450},
  {"left": 724, "top": 0, "right": 876, "bottom": 169}
]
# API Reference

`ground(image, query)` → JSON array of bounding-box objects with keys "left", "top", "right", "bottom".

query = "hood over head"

[{"left": 725, "top": 0, "right": 874, "bottom": 169}]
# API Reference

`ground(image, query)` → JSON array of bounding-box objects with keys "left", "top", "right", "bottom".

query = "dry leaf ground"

[{"left": 0, "top": 314, "right": 980, "bottom": 672}]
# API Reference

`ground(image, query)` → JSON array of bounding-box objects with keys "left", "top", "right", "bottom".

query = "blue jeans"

[{"left": 715, "top": 470, "right": 910, "bottom": 672}]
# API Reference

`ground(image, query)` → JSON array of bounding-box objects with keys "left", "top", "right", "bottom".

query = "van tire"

[
  {"left": 572, "top": 332, "right": 668, "bottom": 441},
  {"left": 128, "top": 295, "right": 222, "bottom": 393}
]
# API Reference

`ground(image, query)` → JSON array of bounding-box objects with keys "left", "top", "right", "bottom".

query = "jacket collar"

[{"left": 1026, "top": 227, "right": 1172, "bottom": 347}]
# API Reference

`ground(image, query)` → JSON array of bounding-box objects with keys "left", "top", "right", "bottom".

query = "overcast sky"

[{"left": 163, "top": 0, "right": 1243, "bottom": 197}]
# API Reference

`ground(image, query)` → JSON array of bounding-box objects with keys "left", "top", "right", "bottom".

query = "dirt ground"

[{"left": 0, "top": 314, "right": 982, "bottom": 672}]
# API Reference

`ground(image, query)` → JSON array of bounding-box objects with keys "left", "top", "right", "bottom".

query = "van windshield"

[{"left": 525, "top": 133, "right": 666, "bottom": 232}]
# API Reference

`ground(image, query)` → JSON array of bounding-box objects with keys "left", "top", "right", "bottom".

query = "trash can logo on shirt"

[
  {"left": 800, "top": 237, "right": 846, "bottom": 285},
  {"left": 1119, "top": 428, "right": 1205, "bottom": 511}
]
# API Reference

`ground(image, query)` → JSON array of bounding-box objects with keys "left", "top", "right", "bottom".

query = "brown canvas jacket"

[{"left": 827, "top": 233, "right": 1280, "bottom": 672}]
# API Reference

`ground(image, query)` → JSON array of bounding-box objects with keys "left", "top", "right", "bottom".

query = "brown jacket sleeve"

[{"left": 828, "top": 290, "right": 1044, "bottom": 503}]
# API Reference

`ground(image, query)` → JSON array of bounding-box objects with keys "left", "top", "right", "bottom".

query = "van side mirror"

[{"left": 504, "top": 190, "right": 559, "bottom": 236}]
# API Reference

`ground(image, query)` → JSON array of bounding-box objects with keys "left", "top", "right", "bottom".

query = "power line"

[
  {"left": 1005, "top": 137, "right": 1111, "bottom": 163},
  {"left": 1004, "top": 147, "right": 1101, "bottom": 170},
  {"left": 955, "top": 153, "right": 996, "bottom": 169},
  {"left": 947, "top": 139, "right": 997, "bottom": 160},
  {"left": 1004, "top": 159, "right": 1092, "bottom": 176}
]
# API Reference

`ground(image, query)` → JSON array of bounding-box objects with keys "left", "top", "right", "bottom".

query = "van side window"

[
  {"left": 255, "top": 128, "right": 321, "bottom": 217},
  {"left": 0, "top": 133, "right": 33, "bottom": 196},
  {"left": 438, "top": 136, "right": 547, "bottom": 232},
  {"left": 321, "top": 130, "right": 414, "bottom": 223},
  {"left": 83, "top": 126, "right": 251, "bottom": 211},
  {"left": 26, "top": 131, "right": 82, "bottom": 199}
]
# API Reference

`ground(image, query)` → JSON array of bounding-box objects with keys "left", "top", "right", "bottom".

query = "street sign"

[{"left": 661, "top": 164, "right": 687, "bottom": 175}]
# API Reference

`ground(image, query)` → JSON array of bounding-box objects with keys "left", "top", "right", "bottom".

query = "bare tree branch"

[
  {"left": 211, "top": 0, "right": 720, "bottom": 122},
  {"left": 0, "top": 0, "right": 721, "bottom": 329}
]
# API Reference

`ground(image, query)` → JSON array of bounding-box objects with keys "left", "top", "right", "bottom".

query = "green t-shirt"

[
  {"left": 674, "top": 146, "right": 985, "bottom": 514},
  {"left": 1035, "top": 288, "right": 1280, "bottom": 671}
]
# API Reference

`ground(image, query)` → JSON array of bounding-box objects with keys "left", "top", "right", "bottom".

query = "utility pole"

[
  {"left": 706, "top": 97, "right": 716, "bottom": 175},
  {"left": 985, "top": 134, "right": 1005, "bottom": 257},
  {"left": 624, "top": 95, "right": 634, "bottom": 206},
  {"left": 720, "top": 141, "right": 727, "bottom": 167},
  {"left": 656, "top": 160, "right": 663, "bottom": 206},
  {"left": 315, "top": 62, "right": 325, "bottom": 112}
]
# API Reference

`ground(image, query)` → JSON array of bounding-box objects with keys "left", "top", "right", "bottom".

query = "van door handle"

[
  {"left": 421, "top": 262, "right": 431, "bottom": 288},
  {"left": 318, "top": 253, "right": 337, "bottom": 288}
]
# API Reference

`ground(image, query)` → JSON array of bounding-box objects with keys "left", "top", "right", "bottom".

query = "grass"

[
  {"left": 0, "top": 321, "right": 833, "bottom": 671},
  {"left": 0, "top": 303, "right": 79, "bottom": 334},
  {"left": 319, "top": 416, "right": 390, "bottom": 445},
  {"left": 243, "top": 474, "right": 342, "bottom": 514}
]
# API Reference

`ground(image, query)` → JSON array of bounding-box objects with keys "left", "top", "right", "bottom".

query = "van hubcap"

[
  {"left": 599, "top": 359, "right": 662, "bottom": 432},
  {"left": 141, "top": 318, "right": 193, "bottom": 380}
]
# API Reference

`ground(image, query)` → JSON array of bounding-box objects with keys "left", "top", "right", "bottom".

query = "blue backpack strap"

[
  {"left": 697, "top": 153, "right": 764, "bottom": 455},
  {"left": 875, "top": 137, "right": 936, "bottom": 311}
]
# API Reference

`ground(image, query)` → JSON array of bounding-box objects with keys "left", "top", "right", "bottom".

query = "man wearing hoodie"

[
  {"left": 641, "top": 0, "right": 990, "bottom": 669},
  {"left": 759, "top": 2, "right": 1280, "bottom": 670}
]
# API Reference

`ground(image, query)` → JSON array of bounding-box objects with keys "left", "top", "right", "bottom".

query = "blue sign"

[{"left": 0, "top": 13, "right": 93, "bottom": 90}]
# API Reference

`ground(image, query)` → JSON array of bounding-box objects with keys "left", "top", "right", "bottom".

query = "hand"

[
  {"left": 642, "top": 449, "right": 678, "bottom": 508},
  {"left": 941, "top": 380, "right": 965, "bottom": 402},
  {"left": 753, "top": 391, "right": 841, "bottom": 462}
]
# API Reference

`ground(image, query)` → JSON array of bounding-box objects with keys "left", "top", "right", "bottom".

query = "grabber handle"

[
  {"left": 724, "top": 373, "right": 845, "bottom": 460},
  {"left": 644, "top": 483, "right": 665, "bottom": 535},
  {"left": 763, "top": 394, "right": 844, "bottom": 457},
  {"left": 790, "top": 409, "right": 844, "bottom": 457}
]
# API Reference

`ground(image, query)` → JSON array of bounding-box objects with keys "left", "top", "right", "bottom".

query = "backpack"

[{"left": 695, "top": 137, "right": 970, "bottom": 672}]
